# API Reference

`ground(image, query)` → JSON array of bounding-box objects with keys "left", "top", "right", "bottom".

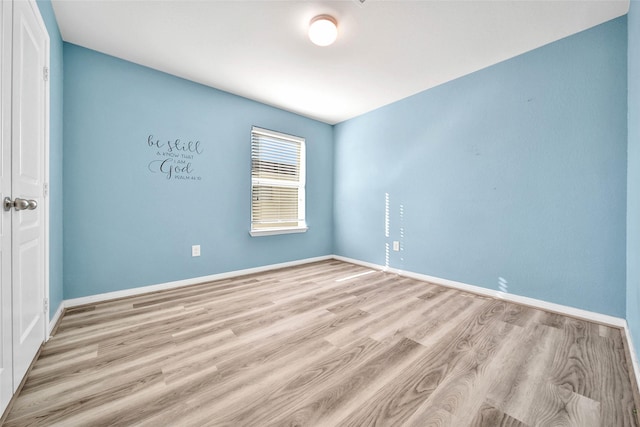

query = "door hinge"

[
  {"left": 43, "top": 67, "right": 49, "bottom": 82},
  {"left": 43, "top": 182, "right": 49, "bottom": 197},
  {"left": 43, "top": 298, "right": 49, "bottom": 313}
]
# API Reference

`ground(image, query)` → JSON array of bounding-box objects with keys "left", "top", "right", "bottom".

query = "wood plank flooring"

[{"left": 3, "top": 260, "right": 638, "bottom": 426}]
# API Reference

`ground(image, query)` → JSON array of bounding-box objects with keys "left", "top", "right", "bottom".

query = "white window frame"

[{"left": 250, "top": 126, "right": 307, "bottom": 237}]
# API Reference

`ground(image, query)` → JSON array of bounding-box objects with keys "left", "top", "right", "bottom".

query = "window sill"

[{"left": 250, "top": 226, "right": 308, "bottom": 237}]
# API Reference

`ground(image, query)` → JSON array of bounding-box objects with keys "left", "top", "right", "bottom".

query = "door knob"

[
  {"left": 3, "top": 197, "right": 12, "bottom": 211},
  {"left": 14, "top": 198, "right": 29, "bottom": 211},
  {"left": 3, "top": 197, "right": 37, "bottom": 211},
  {"left": 14, "top": 198, "right": 37, "bottom": 211}
]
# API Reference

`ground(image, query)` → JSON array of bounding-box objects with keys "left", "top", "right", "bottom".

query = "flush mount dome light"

[{"left": 308, "top": 15, "right": 338, "bottom": 46}]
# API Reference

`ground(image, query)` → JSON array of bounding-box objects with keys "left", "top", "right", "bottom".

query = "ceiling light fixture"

[{"left": 308, "top": 15, "right": 338, "bottom": 47}]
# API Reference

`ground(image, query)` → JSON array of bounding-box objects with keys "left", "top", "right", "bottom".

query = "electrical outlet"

[
  {"left": 192, "top": 245, "right": 201, "bottom": 257},
  {"left": 393, "top": 241, "right": 400, "bottom": 251}
]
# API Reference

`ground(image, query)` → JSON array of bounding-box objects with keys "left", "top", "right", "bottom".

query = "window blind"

[{"left": 250, "top": 127, "right": 306, "bottom": 235}]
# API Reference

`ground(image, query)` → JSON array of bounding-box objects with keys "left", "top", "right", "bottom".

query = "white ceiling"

[{"left": 51, "top": 0, "right": 629, "bottom": 125}]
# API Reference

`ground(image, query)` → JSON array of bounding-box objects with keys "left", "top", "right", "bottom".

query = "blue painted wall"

[
  {"left": 334, "top": 17, "right": 628, "bottom": 317},
  {"left": 35, "top": 0, "right": 64, "bottom": 319},
  {"left": 63, "top": 44, "right": 333, "bottom": 299},
  {"left": 627, "top": 0, "right": 640, "bottom": 354}
]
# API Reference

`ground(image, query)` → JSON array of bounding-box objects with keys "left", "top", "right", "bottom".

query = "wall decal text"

[{"left": 147, "top": 134, "right": 204, "bottom": 181}]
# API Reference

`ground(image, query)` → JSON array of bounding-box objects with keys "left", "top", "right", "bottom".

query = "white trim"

[
  {"left": 20, "top": 0, "right": 51, "bottom": 349},
  {"left": 332, "top": 255, "right": 626, "bottom": 328},
  {"left": 250, "top": 126, "right": 306, "bottom": 236},
  {"left": 64, "top": 253, "right": 629, "bottom": 328},
  {"left": 52, "top": 253, "right": 640, "bottom": 395},
  {"left": 623, "top": 322, "right": 640, "bottom": 396},
  {"left": 47, "top": 300, "right": 64, "bottom": 339},
  {"left": 38, "top": 0, "right": 51, "bottom": 346},
  {"left": 64, "top": 255, "right": 332, "bottom": 308},
  {"left": 249, "top": 226, "right": 308, "bottom": 237},
  {"left": 251, "top": 126, "right": 304, "bottom": 144}
]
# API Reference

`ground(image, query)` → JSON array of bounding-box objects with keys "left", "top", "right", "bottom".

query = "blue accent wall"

[
  {"left": 63, "top": 44, "right": 333, "bottom": 299},
  {"left": 334, "top": 17, "right": 628, "bottom": 317},
  {"left": 57, "top": 11, "right": 632, "bottom": 323},
  {"left": 627, "top": 0, "right": 640, "bottom": 354},
  {"left": 35, "top": 0, "right": 64, "bottom": 319}
]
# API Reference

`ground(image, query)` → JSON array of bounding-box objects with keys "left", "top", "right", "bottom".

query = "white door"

[
  {"left": 0, "top": 0, "right": 14, "bottom": 413},
  {"left": 0, "top": 0, "right": 48, "bottom": 413},
  {"left": 10, "top": 0, "right": 47, "bottom": 389}
]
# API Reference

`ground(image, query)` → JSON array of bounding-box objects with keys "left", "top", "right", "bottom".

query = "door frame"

[
  {"left": 36, "top": 0, "right": 51, "bottom": 341},
  {"left": 19, "top": 0, "right": 50, "bottom": 342},
  {"left": 1, "top": 0, "right": 13, "bottom": 414}
]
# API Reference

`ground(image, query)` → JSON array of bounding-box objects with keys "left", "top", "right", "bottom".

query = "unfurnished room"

[{"left": 1, "top": 0, "right": 640, "bottom": 425}]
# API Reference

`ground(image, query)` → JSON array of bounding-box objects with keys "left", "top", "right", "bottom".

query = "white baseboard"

[
  {"left": 623, "top": 323, "right": 640, "bottom": 397},
  {"left": 333, "top": 255, "right": 626, "bottom": 328},
  {"left": 335, "top": 256, "right": 640, "bottom": 401},
  {"left": 59, "top": 253, "right": 627, "bottom": 328},
  {"left": 47, "top": 301, "right": 65, "bottom": 339},
  {"left": 64, "top": 255, "right": 333, "bottom": 308},
  {"left": 51, "top": 253, "right": 640, "bottom": 398},
  {"left": 56, "top": 252, "right": 627, "bottom": 328}
]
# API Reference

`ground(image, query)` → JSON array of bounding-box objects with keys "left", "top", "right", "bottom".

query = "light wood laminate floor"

[{"left": 3, "top": 260, "right": 638, "bottom": 426}]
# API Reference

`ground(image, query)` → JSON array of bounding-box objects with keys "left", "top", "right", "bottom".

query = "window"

[{"left": 250, "top": 126, "right": 307, "bottom": 236}]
